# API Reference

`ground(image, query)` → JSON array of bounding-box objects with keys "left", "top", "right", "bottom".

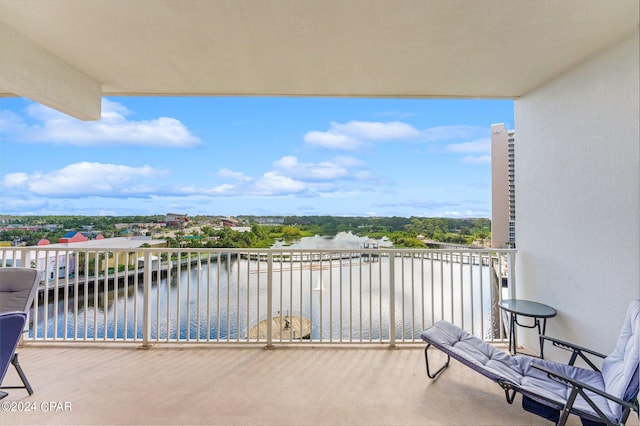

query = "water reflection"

[{"left": 33, "top": 235, "right": 496, "bottom": 342}]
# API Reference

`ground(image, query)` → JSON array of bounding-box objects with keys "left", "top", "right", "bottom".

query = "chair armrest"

[
  {"left": 530, "top": 363, "right": 637, "bottom": 412},
  {"left": 539, "top": 335, "right": 607, "bottom": 370},
  {"left": 540, "top": 335, "right": 608, "bottom": 358}
]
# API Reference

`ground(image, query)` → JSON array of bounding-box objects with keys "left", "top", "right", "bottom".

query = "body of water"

[{"left": 32, "top": 233, "right": 499, "bottom": 342}]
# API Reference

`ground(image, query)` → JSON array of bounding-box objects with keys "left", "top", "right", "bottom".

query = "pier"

[{"left": 36, "top": 253, "right": 223, "bottom": 298}]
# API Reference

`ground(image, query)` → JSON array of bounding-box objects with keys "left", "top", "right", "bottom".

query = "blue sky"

[{"left": 0, "top": 97, "right": 513, "bottom": 218}]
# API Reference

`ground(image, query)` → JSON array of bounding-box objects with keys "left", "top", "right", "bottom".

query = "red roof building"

[{"left": 58, "top": 231, "right": 89, "bottom": 244}]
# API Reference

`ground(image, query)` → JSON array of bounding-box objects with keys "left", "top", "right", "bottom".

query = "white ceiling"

[{"left": 0, "top": 0, "right": 638, "bottom": 113}]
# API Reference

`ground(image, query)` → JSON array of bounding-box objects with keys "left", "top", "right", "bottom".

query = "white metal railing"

[{"left": 0, "top": 247, "right": 516, "bottom": 347}]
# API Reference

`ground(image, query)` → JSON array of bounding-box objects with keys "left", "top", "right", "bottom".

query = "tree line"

[{"left": 1, "top": 215, "right": 490, "bottom": 248}]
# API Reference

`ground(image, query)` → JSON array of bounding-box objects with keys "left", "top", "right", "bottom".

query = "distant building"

[
  {"left": 252, "top": 217, "right": 285, "bottom": 225},
  {"left": 115, "top": 222, "right": 164, "bottom": 233},
  {"left": 166, "top": 213, "right": 189, "bottom": 227},
  {"left": 220, "top": 217, "right": 238, "bottom": 227},
  {"left": 2, "top": 236, "right": 167, "bottom": 281},
  {"left": 491, "top": 123, "right": 516, "bottom": 248},
  {"left": 230, "top": 226, "right": 251, "bottom": 233},
  {"left": 58, "top": 231, "right": 89, "bottom": 244},
  {"left": 362, "top": 239, "right": 379, "bottom": 249}
]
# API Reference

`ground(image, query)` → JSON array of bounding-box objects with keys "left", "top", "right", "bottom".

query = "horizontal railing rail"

[{"left": 0, "top": 247, "right": 516, "bottom": 347}]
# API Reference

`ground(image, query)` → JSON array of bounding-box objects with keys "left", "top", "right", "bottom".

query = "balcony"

[
  {"left": 2, "top": 342, "right": 585, "bottom": 425},
  {"left": 0, "top": 2, "right": 638, "bottom": 424},
  {"left": 1, "top": 246, "right": 584, "bottom": 425},
  {"left": 8, "top": 246, "right": 630, "bottom": 424}
]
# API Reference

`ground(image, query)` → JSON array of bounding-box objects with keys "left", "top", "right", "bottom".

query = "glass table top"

[{"left": 498, "top": 299, "right": 557, "bottom": 318}]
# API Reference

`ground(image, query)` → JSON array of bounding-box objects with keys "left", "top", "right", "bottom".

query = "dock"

[{"left": 35, "top": 253, "right": 224, "bottom": 297}]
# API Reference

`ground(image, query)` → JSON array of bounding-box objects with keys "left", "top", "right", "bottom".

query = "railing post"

[
  {"left": 388, "top": 252, "right": 396, "bottom": 349},
  {"left": 490, "top": 252, "right": 501, "bottom": 340},
  {"left": 23, "top": 249, "right": 34, "bottom": 341},
  {"left": 141, "top": 250, "right": 152, "bottom": 349},
  {"left": 265, "top": 251, "right": 274, "bottom": 349},
  {"left": 507, "top": 250, "right": 516, "bottom": 300}
]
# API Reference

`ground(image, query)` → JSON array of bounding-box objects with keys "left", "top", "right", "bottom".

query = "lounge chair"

[
  {"left": 0, "top": 267, "right": 40, "bottom": 313},
  {"left": 420, "top": 300, "right": 639, "bottom": 425},
  {"left": 0, "top": 312, "right": 28, "bottom": 400},
  {"left": 0, "top": 268, "right": 40, "bottom": 397}
]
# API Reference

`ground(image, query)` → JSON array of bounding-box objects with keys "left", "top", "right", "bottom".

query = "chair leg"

[
  {"left": 424, "top": 344, "right": 450, "bottom": 379},
  {"left": 504, "top": 388, "right": 517, "bottom": 404},
  {"left": 11, "top": 353, "right": 33, "bottom": 395},
  {"left": 557, "top": 387, "right": 578, "bottom": 426}
]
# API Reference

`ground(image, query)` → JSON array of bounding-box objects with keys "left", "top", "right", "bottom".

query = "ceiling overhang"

[{"left": 0, "top": 0, "right": 638, "bottom": 120}]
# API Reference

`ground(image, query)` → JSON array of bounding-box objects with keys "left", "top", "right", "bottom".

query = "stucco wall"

[{"left": 514, "top": 29, "right": 639, "bottom": 358}]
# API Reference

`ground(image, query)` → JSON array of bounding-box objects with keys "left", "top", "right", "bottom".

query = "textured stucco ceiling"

[{"left": 1, "top": 0, "right": 638, "bottom": 101}]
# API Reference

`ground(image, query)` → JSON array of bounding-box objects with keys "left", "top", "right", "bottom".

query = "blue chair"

[
  {"left": 0, "top": 312, "right": 27, "bottom": 400},
  {"left": 421, "top": 300, "right": 639, "bottom": 425},
  {"left": 0, "top": 268, "right": 39, "bottom": 398}
]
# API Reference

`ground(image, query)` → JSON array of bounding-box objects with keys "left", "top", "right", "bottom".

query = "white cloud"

[
  {"left": 444, "top": 137, "right": 491, "bottom": 164},
  {"left": 217, "top": 168, "right": 252, "bottom": 182},
  {"left": 2, "top": 162, "right": 167, "bottom": 197},
  {"left": 304, "top": 121, "right": 490, "bottom": 153},
  {"left": 273, "top": 156, "right": 299, "bottom": 169},
  {"left": 304, "top": 120, "right": 420, "bottom": 150},
  {"left": 0, "top": 110, "right": 25, "bottom": 133},
  {"left": 331, "top": 120, "right": 420, "bottom": 140},
  {"left": 207, "top": 155, "right": 381, "bottom": 197},
  {"left": 304, "top": 131, "right": 359, "bottom": 150},
  {"left": 2, "top": 98, "right": 201, "bottom": 147},
  {"left": 254, "top": 172, "right": 307, "bottom": 196},
  {"left": 447, "top": 138, "right": 490, "bottom": 154},
  {"left": 273, "top": 155, "right": 351, "bottom": 181},
  {"left": 421, "top": 125, "right": 487, "bottom": 142},
  {"left": 2, "top": 172, "right": 29, "bottom": 187},
  {"left": 352, "top": 170, "right": 376, "bottom": 180},
  {"left": 210, "top": 183, "right": 237, "bottom": 194},
  {"left": 334, "top": 155, "right": 366, "bottom": 168}
]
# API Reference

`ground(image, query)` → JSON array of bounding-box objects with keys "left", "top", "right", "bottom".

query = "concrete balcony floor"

[{"left": 1, "top": 343, "right": 588, "bottom": 425}]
